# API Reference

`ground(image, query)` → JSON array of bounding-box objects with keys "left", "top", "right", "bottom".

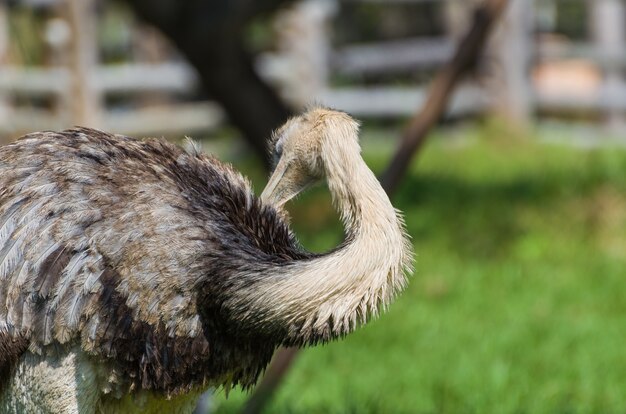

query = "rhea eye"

[
  {"left": 272, "top": 142, "right": 283, "bottom": 169},
  {"left": 275, "top": 141, "right": 284, "bottom": 158}
]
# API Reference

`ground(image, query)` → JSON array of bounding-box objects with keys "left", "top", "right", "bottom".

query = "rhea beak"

[
  {"left": 261, "top": 156, "right": 294, "bottom": 208},
  {"left": 261, "top": 156, "right": 314, "bottom": 208}
]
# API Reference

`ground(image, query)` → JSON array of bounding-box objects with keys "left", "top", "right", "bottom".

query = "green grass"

[{"left": 213, "top": 126, "right": 626, "bottom": 414}]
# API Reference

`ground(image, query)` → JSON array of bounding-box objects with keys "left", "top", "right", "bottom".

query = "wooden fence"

[{"left": 0, "top": 0, "right": 624, "bottom": 139}]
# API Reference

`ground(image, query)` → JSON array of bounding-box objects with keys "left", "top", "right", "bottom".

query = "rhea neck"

[
  {"left": 323, "top": 135, "right": 394, "bottom": 238},
  {"left": 235, "top": 131, "right": 410, "bottom": 346}
]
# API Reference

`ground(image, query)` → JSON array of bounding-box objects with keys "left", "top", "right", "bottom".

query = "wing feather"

[
  {"left": 0, "top": 128, "right": 287, "bottom": 393},
  {"left": 0, "top": 237, "right": 20, "bottom": 280},
  {"left": 49, "top": 250, "right": 89, "bottom": 311}
]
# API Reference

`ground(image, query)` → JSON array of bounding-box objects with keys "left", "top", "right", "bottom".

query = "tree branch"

[{"left": 380, "top": 0, "right": 509, "bottom": 194}]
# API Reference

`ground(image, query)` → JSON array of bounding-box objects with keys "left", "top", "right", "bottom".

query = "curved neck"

[
  {"left": 325, "top": 137, "right": 394, "bottom": 239},
  {"left": 231, "top": 136, "right": 412, "bottom": 345}
]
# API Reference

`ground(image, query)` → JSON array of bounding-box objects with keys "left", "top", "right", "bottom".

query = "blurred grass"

[{"left": 212, "top": 124, "right": 626, "bottom": 414}]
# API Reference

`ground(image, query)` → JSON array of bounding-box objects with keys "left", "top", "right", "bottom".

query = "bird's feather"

[{"left": 0, "top": 128, "right": 304, "bottom": 396}]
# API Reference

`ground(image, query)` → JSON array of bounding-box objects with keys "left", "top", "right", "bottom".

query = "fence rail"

[
  {"left": 332, "top": 37, "right": 454, "bottom": 75},
  {"left": 320, "top": 84, "right": 491, "bottom": 117},
  {"left": 0, "top": 63, "right": 198, "bottom": 96}
]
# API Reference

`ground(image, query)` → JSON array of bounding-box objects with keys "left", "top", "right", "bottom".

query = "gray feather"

[{"left": 0, "top": 127, "right": 310, "bottom": 397}]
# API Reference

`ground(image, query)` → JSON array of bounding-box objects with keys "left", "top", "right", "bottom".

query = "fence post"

[
  {"left": 591, "top": 0, "right": 626, "bottom": 131},
  {"left": 490, "top": 0, "right": 533, "bottom": 125},
  {"left": 261, "top": 0, "right": 337, "bottom": 109},
  {"left": 63, "top": 0, "right": 102, "bottom": 128},
  {"left": 444, "top": 0, "right": 483, "bottom": 40}
]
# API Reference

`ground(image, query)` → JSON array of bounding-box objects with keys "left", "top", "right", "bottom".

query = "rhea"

[{"left": 0, "top": 107, "right": 412, "bottom": 413}]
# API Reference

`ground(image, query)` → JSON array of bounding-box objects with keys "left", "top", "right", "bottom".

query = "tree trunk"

[{"left": 120, "top": 0, "right": 297, "bottom": 166}]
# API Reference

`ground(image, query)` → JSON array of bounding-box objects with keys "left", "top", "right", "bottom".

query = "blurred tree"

[{"left": 119, "top": 0, "right": 297, "bottom": 166}]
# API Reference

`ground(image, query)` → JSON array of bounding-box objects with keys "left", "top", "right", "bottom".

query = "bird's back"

[{"left": 0, "top": 128, "right": 306, "bottom": 400}]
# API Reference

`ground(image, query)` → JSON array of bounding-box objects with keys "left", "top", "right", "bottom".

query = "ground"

[{"left": 209, "top": 122, "right": 626, "bottom": 413}]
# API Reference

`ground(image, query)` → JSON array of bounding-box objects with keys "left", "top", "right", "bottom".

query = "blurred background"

[{"left": 2, "top": 0, "right": 626, "bottom": 413}]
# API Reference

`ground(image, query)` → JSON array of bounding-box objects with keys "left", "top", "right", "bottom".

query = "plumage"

[{"left": 0, "top": 107, "right": 413, "bottom": 413}]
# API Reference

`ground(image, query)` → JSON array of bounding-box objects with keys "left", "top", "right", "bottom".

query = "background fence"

[{"left": 0, "top": 0, "right": 623, "bottom": 139}]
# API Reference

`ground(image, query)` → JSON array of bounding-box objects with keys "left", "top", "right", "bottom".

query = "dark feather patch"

[
  {"left": 90, "top": 267, "right": 273, "bottom": 395},
  {"left": 36, "top": 246, "right": 72, "bottom": 298},
  {"left": 0, "top": 330, "right": 28, "bottom": 392}
]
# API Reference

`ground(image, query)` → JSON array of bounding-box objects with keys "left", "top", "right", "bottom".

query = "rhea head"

[{"left": 260, "top": 107, "right": 360, "bottom": 208}]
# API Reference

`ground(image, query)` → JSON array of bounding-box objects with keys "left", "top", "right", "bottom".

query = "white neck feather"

[{"left": 234, "top": 125, "right": 413, "bottom": 344}]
